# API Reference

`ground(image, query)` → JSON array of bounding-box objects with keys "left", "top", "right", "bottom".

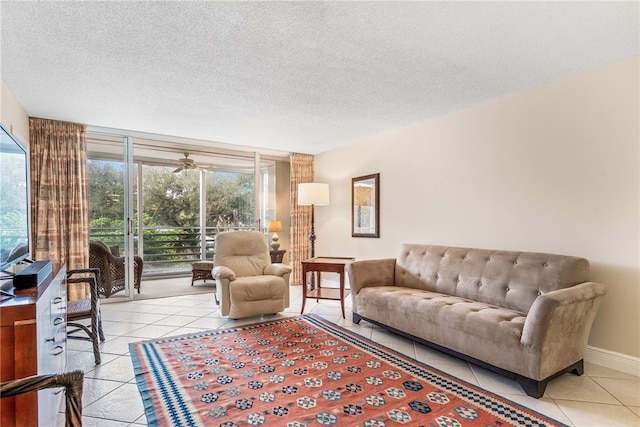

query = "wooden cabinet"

[{"left": 0, "top": 265, "right": 67, "bottom": 427}]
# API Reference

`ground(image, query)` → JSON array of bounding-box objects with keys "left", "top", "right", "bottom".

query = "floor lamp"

[{"left": 298, "top": 182, "right": 330, "bottom": 290}]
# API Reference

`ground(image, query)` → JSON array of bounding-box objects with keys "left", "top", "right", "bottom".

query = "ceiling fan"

[{"left": 172, "top": 153, "right": 215, "bottom": 173}]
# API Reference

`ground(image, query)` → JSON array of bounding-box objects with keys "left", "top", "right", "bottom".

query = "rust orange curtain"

[
  {"left": 289, "top": 153, "right": 314, "bottom": 285},
  {"left": 29, "top": 118, "right": 89, "bottom": 274}
]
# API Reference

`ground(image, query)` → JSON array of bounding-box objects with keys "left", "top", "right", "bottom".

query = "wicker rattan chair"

[
  {"left": 0, "top": 370, "right": 84, "bottom": 427},
  {"left": 67, "top": 268, "right": 105, "bottom": 364},
  {"left": 89, "top": 241, "right": 143, "bottom": 297}
]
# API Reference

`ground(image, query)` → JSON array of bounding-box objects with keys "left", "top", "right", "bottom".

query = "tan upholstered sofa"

[
  {"left": 347, "top": 244, "right": 606, "bottom": 397},
  {"left": 213, "top": 231, "right": 292, "bottom": 319}
]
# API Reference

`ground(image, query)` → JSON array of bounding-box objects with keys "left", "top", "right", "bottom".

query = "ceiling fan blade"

[{"left": 173, "top": 166, "right": 183, "bottom": 173}]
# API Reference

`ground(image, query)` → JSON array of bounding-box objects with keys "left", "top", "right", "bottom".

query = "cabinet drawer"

[{"left": 1, "top": 265, "right": 67, "bottom": 427}]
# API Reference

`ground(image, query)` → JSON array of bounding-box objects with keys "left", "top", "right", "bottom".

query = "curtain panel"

[
  {"left": 289, "top": 153, "right": 314, "bottom": 285},
  {"left": 29, "top": 118, "right": 89, "bottom": 274}
]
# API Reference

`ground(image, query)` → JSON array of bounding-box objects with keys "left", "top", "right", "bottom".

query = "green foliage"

[
  {"left": 142, "top": 166, "right": 200, "bottom": 227},
  {"left": 87, "top": 160, "right": 128, "bottom": 222},
  {"left": 0, "top": 151, "right": 29, "bottom": 254},
  {"left": 206, "top": 172, "right": 254, "bottom": 228},
  {"left": 87, "top": 160, "right": 255, "bottom": 268}
]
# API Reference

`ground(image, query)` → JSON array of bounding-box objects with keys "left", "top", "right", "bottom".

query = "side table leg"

[
  {"left": 301, "top": 270, "right": 307, "bottom": 315},
  {"left": 339, "top": 272, "right": 345, "bottom": 319}
]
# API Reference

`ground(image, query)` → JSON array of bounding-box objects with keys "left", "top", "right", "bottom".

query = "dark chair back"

[{"left": 89, "top": 241, "right": 143, "bottom": 297}]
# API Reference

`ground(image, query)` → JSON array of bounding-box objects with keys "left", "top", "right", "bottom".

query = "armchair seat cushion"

[
  {"left": 228, "top": 276, "right": 288, "bottom": 318},
  {"left": 67, "top": 298, "right": 91, "bottom": 315},
  {"left": 231, "top": 275, "right": 287, "bottom": 301}
]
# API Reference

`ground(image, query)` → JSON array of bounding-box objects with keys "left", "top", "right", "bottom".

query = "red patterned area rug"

[{"left": 129, "top": 315, "right": 567, "bottom": 427}]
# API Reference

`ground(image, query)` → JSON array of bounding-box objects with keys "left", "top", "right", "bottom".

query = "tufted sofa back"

[{"left": 396, "top": 244, "right": 590, "bottom": 313}]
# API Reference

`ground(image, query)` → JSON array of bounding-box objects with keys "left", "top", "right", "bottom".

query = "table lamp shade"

[
  {"left": 268, "top": 220, "right": 283, "bottom": 233},
  {"left": 298, "top": 183, "right": 330, "bottom": 206}
]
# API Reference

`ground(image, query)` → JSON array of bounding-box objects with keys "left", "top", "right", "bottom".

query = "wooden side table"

[
  {"left": 301, "top": 257, "right": 355, "bottom": 318},
  {"left": 270, "top": 249, "right": 286, "bottom": 263}
]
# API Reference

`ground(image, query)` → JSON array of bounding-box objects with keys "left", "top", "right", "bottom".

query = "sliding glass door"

[
  {"left": 86, "top": 131, "right": 276, "bottom": 297},
  {"left": 86, "top": 134, "right": 137, "bottom": 300}
]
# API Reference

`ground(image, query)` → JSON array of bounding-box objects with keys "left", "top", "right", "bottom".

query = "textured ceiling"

[{"left": 1, "top": 1, "right": 638, "bottom": 155}]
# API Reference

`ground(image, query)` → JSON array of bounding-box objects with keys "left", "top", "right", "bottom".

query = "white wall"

[
  {"left": 314, "top": 56, "right": 640, "bottom": 359},
  {"left": 0, "top": 79, "right": 29, "bottom": 144}
]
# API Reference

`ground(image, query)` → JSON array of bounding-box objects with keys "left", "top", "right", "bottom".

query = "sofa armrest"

[
  {"left": 521, "top": 281, "right": 607, "bottom": 377},
  {"left": 347, "top": 258, "right": 396, "bottom": 295},
  {"left": 213, "top": 266, "right": 236, "bottom": 281},
  {"left": 264, "top": 263, "right": 293, "bottom": 277}
]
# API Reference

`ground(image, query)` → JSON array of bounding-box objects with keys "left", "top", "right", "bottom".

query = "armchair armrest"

[
  {"left": 1, "top": 370, "right": 84, "bottom": 427},
  {"left": 66, "top": 268, "right": 101, "bottom": 301},
  {"left": 521, "top": 281, "right": 607, "bottom": 377},
  {"left": 347, "top": 258, "right": 396, "bottom": 295},
  {"left": 67, "top": 267, "right": 101, "bottom": 277},
  {"left": 213, "top": 265, "right": 236, "bottom": 281},
  {"left": 264, "top": 263, "right": 292, "bottom": 277}
]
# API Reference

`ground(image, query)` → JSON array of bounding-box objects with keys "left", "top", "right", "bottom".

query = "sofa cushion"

[
  {"left": 396, "top": 244, "right": 590, "bottom": 313},
  {"left": 355, "top": 286, "right": 536, "bottom": 376}
]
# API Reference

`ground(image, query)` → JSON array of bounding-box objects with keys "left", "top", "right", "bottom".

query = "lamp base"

[{"left": 270, "top": 233, "right": 280, "bottom": 251}]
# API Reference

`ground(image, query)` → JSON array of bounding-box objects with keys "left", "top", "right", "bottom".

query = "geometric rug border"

[
  {"left": 129, "top": 314, "right": 569, "bottom": 427},
  {"left": 303, "top": 315, "right": 569, "bottom": 427}
]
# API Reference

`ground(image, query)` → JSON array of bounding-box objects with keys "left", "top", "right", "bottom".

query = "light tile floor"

[{"left": 58, "top": 285, "right": 640, "bottom": 427}]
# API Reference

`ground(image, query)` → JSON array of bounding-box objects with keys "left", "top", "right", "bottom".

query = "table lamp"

[{"left": 267, "top": 220, "right": 283, "bottom": 250}]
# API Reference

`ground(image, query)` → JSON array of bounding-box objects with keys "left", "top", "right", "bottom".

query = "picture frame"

[{"left": 352, "top": 173, "right": 380, "bottom": 238}]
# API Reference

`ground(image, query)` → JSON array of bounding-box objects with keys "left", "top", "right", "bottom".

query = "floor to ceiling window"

[
  {"left": 86, "top": 132, "right": 279, "bottom": 293},
  {"left": 87, "top": 158, "right": 139, "bottom": 255}
]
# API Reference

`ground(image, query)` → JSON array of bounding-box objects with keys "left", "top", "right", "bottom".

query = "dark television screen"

[{"left": 0, "top": 124, "right": 30, "bottom": 271}]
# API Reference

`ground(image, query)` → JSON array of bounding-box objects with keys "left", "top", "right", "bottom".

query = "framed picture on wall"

[{"left": 352, "top": 173, "right": 380, "bottom": 238}]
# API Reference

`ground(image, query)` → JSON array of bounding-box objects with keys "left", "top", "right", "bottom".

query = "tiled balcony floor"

[{"left": 59, "top": 284, "right": 640, "bottom": 427}]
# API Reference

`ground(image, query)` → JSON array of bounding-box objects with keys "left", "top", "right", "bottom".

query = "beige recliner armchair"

[{"left": 213, "top": 230, "right": 292, "bottom": 319}]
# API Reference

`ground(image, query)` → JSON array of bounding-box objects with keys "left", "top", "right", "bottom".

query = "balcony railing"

[{"left": 90, "top": 225, "right": 256, "bottom": 276}]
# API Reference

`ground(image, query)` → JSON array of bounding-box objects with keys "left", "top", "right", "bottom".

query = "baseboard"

[{"left": 585, "top": 345, "right": 640, "bottom": 377}]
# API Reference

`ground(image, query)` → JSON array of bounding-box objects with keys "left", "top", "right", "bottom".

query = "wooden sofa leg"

[
  {"left": 571, "top": 359, "right": 585, "bottom": 376},
  {"left": 353, "top": 313, "right": 363, "bottom": 324},
  {"left": 518, "top": 359, "right": 584, "bottom": 398},
  {"left": 518, "top": 378, "right": 547, "bottom": 398}
]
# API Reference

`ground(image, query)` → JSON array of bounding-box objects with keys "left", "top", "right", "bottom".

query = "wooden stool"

[{"left": 191, "top": 260, "right": 218, "bottom": 304}]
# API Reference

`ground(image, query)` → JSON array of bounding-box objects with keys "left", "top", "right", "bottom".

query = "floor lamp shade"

[{"left": 298, "top": 183, "right": 330, "bottom": 206}]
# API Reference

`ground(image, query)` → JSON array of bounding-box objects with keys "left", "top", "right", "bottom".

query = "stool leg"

[
  {"left": 97, "top": 310, "right": 105, "bottom": 342},
  {"left": 89, "top": 275, "right": 102, "bottom": 363},
  {"left": 90, "top": 311, "right": 101, "bottom": 365},
  {"left": 91, "top": 333, "right": 101, "bottom": 365}
]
